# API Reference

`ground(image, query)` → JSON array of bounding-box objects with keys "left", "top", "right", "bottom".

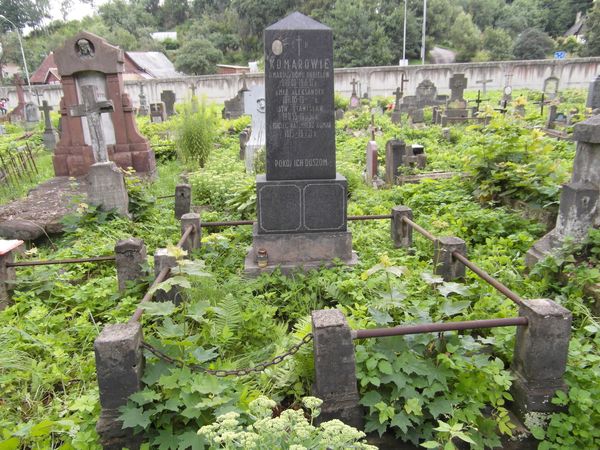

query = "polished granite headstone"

[{"left": 246, "top": 12, "right": 356, "bottom": 274}]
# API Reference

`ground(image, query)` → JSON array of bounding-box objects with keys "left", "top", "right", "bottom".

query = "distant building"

[
  {"left": 151, "top": 32, "right": 177, "bottom": 42},
  {"left": 564, "top": 11, "right": 586, "bottom": 44},
  {"left": 31, "top": 50, "right": 181, "bottom": 85},
  {"left": 216, "top": 64, "right": 250, "bottom": 75}
]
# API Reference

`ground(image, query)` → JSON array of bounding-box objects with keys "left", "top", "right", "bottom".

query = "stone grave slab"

[{"left": 161, "top": 90, "right": 176, "bottom": 116}]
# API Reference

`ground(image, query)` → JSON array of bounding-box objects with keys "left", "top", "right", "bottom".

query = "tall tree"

[
  {"left": 513, "top": 27, "right": 554, "bottom": 60},
  {"left": 583, "top": 2, "right": 600, "bottom": 57},
  {"left": 0, "top": 0, "right": 49, "bottom": 31},
  {"left": 324, "top": 0, "right": 394, "bottom": 67},
  {"left": 449, "top": 12, "right": 481, "bottom": 61},
  {"left": 482, "top": 27, "right": 513, "bottom": 60}
]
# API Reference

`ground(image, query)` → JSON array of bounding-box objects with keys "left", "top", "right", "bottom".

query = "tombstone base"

[
  {"left": 86, "top": 162, "right": 130, "bottom": 217},
  {"left": 391, "top": 111, "right": 402, "bottom": 124},
  {"left": 43, "top": 130, "right": 59, "bottom": 151},
  {"left": 244, "top": 226, "right": 358, "bottom": 276}
]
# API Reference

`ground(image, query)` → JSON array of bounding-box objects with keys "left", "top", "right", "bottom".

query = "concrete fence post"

[
  {"left": 511, "top": 299, "right": 572, "bottom": 422},
  {"left": 174, "top": 184, "right": 191, "bottom": 220},
  {"left": 180, "top": 213, "right": 201, "bottom": 252},
  {"left": 311, "top": 309, "right": 363, "bottom": 429},
  {"left": 391, "top": 206, "right": 413, "bottom": 248},
  {"left": 95, "top": 322, "right": 144, "bottom": 450},
  {"left": 115, "top": 238, "right": 148, "bottom": 291},
  {"left": 0, "top": 240, "right": 23, "bottom": 311},
  {"left": 154, "top": 248, "right": 179, "bottom": 303},
  {"left": 433, "top": 236, "right": 467, "bottom": 281}
]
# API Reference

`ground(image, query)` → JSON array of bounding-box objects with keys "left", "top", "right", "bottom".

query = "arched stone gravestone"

[{"left": 53, "top": 32, "right": 155, "bottom": 176}]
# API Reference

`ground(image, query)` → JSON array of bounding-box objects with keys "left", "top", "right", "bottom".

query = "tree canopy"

[{"left": 3, "top": 0, "right": 597, "bottom": 80}]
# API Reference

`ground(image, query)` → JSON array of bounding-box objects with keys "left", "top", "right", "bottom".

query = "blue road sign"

[{"left": 554, "top": 51, "right": 566, "bottom": 60}]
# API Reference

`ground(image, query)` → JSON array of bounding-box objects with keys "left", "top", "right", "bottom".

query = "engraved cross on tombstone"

[
  {"left": 69, "top": 85, "right": 114, "bottom": 163},
  {"left": 39, "top": 100, "right": 53, "bottom": 131}
]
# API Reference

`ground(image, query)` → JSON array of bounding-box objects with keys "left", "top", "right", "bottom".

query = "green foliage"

[
  {"left": 174, "top": 99, "right": 219, "bottom": 168},
  {"left": 513, "top": 27, "right": 555, "bottom": 60},
  {"left": 199, "top": 396, "right": 377, "bottom": 449},
  {"left": 449, "top": 12, "right": 482, "bottom": 62},
  {"left": 175, "top": 38, "right": 223, "bottom": 75},
  {"left": 583, "top": 1, "right": 600, "bottom": 57},
  {"left": 482, "top": 27, "right": 513, "bottom": 60}
]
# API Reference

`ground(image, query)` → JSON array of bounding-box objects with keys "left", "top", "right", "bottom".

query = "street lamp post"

[
  {"left": 402, "top": 0, "right": 407, "bottom": 62},
  {"left": 0, "top": 14, "right": 32, "bottom": 90}
]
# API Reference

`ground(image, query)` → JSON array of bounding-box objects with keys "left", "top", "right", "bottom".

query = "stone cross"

[
  {"left": 476, "top": 78, "right": 493, "bottom": 95},
  {"left": 39, "top": 100, "right": 53, "bottom": 131},
  {"left": 350, "top": 78, "right": 359, "bottom": 95},
  {"left": 449, "top": 74, "right": 467, "bottom": 102},
  {"left": 69, "top": 85, "right": 114, "bottom": 163}
]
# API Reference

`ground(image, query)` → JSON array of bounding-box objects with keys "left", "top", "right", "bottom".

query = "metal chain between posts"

[{"left": 140, "top": 333, "right": 314, "bottom": 378}]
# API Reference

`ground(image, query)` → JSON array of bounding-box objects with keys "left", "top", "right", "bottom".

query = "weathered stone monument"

[
  {"left": 587, "top": 75, "right": 600, "bottom": 110},
  {"left": 160, "top": 90, "right": 176, "bottom": 117},
  {"left": 365, "top": 139, "right": 379, "bottom": 185},
  {"left": 39, "top": 101, "right": 59, "bottom": 151},
  {"left": 8, "top": 75, "right": 25, "bottom": 123},
  {"left": 385, "top": 139, "right": 406, "bottom": 184},
  {"left": 349, "top": 78, "right": 360, "bottom": 109},
  {"left": 53, "top": 32, "right": 155, "bottom": 176},
  {"left": 24, "top": 102, "right": 39, "bottom": 130},
  {"left": 391, "top": 87, "right": 403, "bottom": 124},
  {"left": 150, "top": 102, "right": 167, "bottom": 123},
  {"left": 440, "top": 73, "right": 469, "bottom": 125},
  {"left": 245, "top": 12, "right": 357, "bottom": 274},
  {"left": 69, "top": 84, "right": 129, "bottom": 216},
  {"left": 243, "top": 85, "right": 266, "bottom": 172},
  {"left": 527, "top": 115, "right": 600, "bottom": 267},
  {"left": 222, "top": 78, "right": 249, "bottom": 119},
  {"left": 137, "top": 83, "right": 149, "bottom": 116},
  {"left": 543, "top": 76, "right": 560, "bottom": 100}
]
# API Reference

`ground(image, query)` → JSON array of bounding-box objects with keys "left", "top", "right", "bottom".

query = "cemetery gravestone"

[
  {"left": 161, "top": 90, "right": 176, "bottom": 117},
  {"left": 24, "top": 102, "right": 39, "bottom": 130},
  {"left": 527, "top": 115, "right": 600, "bottom": 267},
  {"left": 543, "top": 76, "right": 560, "bottom": 100},
  {"left": 587, "top": 75, "right": 600, "bottom": 110},
  {"left": 391, "top": 86, "right": 403, "bottom": 124},
  {"left": 8, "top": 75, "right": 26, "bottom": 123},
  {"left": 150, "top": 102, "right": 167, "bottom": 123},
  {"left": 441, "top": 73, "right": 469, "bottom": 125},
  {"left": 335, "top": 108, "right": 344, "bottom": 120},
  {"left": 69, "top": 84, "right": 129, "bottom": 216},
  {"left": 243, "top": 85, "right": 266, "bottom": 172},
  {"left": 222, "top": 79, "right": 249, "bottom": 119},
  {"left": 53, "top": 32, "right": 155, "bottom": 176},
  {"left": 385, "top": 139, "right": 406, "bottom": 185},
  {"left": 365, "top": 140, "right": 378, "bottom": 185},
  {"left": 40, "top": 100, "right": 59, "bottom": 151},
  {"left": 349, "top": 78, "right": 360, "bottom": 109},
  {"left": 137, "top": 83, "right": 149, "bottom": 116},
  {"left": 245, "top": 12, "right": 357, "bottom": 274},
  {"left": 476, "top": 78, "right": 493, "bottom": 95}
]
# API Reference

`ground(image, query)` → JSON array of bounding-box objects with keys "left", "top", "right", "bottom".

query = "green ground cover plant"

[{"left": 0, "top": 89, "right": 597, "bottom": 449}]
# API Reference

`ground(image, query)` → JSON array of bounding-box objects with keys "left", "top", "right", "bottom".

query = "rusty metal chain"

[{"left": 140, "top": 333, "right": 313, "bottom": 378}]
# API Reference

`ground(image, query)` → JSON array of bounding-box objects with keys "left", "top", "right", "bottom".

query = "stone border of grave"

[{"left": 89, "top": 204, "right": 571, "bottom": 449}]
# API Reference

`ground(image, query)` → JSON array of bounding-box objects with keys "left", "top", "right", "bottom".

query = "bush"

[{"left": 174, "top": 98, "right": 218, "bottom": 168}]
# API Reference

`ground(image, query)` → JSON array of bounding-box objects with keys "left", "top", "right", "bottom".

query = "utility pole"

[
  {"left": 421, "top": 0, "right": 427, "bottom": 65},
  {"left": 402, "top": 0, "right": 407, "bottom": 62}
]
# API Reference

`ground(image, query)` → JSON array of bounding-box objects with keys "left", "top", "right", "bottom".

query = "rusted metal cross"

[
  {"left": 468, "top": 90, "right": 490, "bottom": 112},
  {"left": 69, "top": 85, "right": 114, "bottom": 163}
]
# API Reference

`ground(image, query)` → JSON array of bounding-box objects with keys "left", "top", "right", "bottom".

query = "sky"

[{"left": 48, "top": 0, "right": 108, "bottom": 22}]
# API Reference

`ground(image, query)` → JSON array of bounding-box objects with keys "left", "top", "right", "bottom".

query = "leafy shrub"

[
  {"left": 175, "top": 98, "right": 218, "bottom": 168},
  {"left": 334, "top": 92, "right": 349, "bottom": 110}
]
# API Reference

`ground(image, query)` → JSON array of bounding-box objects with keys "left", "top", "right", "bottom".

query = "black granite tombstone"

[
  {"left": 265, "top": 13, "right": 335, "bottom": 180},
  {"left": 246, "top": 12, "right": 356, "bottom": 274}
]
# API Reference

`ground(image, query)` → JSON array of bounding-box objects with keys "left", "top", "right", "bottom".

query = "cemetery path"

[
  {"left": 0, "top": 177, "right": 87, "bottom": 240},
  {"left": 430, "top": 46, "right": 456, "bottom": 64}
]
